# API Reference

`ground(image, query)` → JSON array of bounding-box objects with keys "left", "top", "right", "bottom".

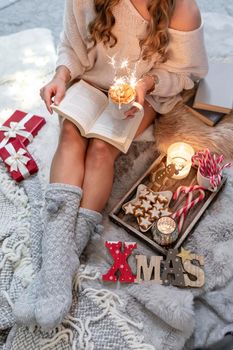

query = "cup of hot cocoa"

[{"left": 108, "top": 83, "right": 144, "bottom": 119}]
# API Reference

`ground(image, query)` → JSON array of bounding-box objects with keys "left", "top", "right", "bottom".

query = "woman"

[{"left": 13, "top": 0, "right": 208, "bottom": 329}]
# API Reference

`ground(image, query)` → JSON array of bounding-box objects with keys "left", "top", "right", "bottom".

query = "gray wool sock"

[
  {"left": 75, "top": 207, "right": 103, "bottom": 256},
  {"left": 12, "top": 175, "right": 44, "bottom": 326},
  {"left": 13, "top": 204, "right": 103, "bottom": 328},
  {"left": 33, "top": 183, "right": 82, "bottom": 329},
  {"left": 12, "top": 272, "right": 41, "bottom": 326}
]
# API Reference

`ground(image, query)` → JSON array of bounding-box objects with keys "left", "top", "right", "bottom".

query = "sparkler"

[{"left": 107, "top": 55, "right": 140, "bottom": 108}]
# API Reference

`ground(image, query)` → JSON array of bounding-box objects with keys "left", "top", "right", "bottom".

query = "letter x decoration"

[{"left": 102, "top": 241, "right": 137, "bottom": 283}]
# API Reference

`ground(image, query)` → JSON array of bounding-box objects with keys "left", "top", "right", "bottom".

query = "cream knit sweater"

[{"left": 56, "top": 0, "right": 209, "bottom": 113}]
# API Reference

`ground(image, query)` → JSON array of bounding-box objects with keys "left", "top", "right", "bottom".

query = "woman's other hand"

[
  {"left": 40, "top": 65, "right": 71, "bottom": 114},
  {"left": 124, "top": 75, "right": 155, "bottom": 118}
]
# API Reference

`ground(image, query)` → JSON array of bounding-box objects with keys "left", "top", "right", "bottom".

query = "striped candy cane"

[
  {"left": 172, "top": 186, "right": 205, "bottom": 233},
  {"left": 192, "top": 149, "right": 232, "bottom": 190},
  {"left": 178, "top": 191, "right": 193, "bottom": 232}
]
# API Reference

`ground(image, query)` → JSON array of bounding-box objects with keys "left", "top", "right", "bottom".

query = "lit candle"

[
  {"left": 166, "top": 142, "right": 195, "bottom": 180},
  {"left": 152, "top": 217, "right": 178, "bottom": 246}
]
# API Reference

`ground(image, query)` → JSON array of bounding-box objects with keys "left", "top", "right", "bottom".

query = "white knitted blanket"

[{"left": 1, "top": 14, "right": 233, "bottom": 349}]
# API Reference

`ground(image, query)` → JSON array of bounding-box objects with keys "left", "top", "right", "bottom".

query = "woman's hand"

[
  {"left": 124, "top": 75, "right": 155, "bottom": 118},
  {"left": 40, "top": 66, "right": 71, "bottom": 114}
]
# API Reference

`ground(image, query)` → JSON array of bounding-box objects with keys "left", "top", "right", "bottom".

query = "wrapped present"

[
  {"left": 0, "top": 110, "right": 46, "bottom": 149},
  {"left": 0, "top": 139, "right": 38, "bottom": 182}
]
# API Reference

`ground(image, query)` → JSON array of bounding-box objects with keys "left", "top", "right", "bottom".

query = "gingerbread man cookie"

[{"left": 150, "top": 163, "right": 178, "bottom": 190}]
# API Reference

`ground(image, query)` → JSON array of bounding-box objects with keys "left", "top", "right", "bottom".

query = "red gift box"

[
  {"left": 0, "top": 139, "right": 38, "bottom": 182},
  {"left": 0, "top": 110, "right": 46, "bottom": 149}
]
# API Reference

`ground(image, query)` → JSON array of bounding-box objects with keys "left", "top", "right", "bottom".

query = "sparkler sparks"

[
  {"left": 107, "top": 55, "right": 139, "bottom": 88},
  {"left": 107, "top": 54, "right": 142, "bottom": 108},
  {"left": 120, "top": 59, "right": 129, "bottom": 69}
]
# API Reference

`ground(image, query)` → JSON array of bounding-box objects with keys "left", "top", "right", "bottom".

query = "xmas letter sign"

[{"left": 102, "top": 241, "right": 205, "bottom": 288}]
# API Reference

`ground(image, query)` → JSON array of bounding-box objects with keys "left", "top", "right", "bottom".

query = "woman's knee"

[
  {"left": 58, "top": 120, "right": 87, "bottom": 155},
  {"left": 59, "top": 120, "right": 80, "bottom": 143},
  {"left": 87, "top": 139, "right": 120, "bottom": 165}
]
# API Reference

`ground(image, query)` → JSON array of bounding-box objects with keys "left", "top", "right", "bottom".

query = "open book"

[{"left": 51, "top": 80, "right": 144, "bottom": 153}]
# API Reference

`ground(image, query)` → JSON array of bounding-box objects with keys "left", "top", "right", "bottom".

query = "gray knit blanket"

[{"left": 1, "top": 112, "right": 233, "bottom": 350}]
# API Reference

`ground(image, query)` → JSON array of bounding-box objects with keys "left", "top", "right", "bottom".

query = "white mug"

[
  {"left": 108, "top": 97, "right": 144, "bottom": 120},
  {"left": 197, "top": 167, "right": 218, "bottom": 192}
]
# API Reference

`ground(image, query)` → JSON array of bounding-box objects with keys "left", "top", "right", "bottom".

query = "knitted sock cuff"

[
  {"left": 45, "top": 183, "right": 83, "bottom": 197},
  {"left": 78, "top": 207, "right": 103, "bottom": 225}
]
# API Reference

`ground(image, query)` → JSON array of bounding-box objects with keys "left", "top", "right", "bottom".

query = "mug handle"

[{"left": 132, "top": 102, "right": 144, "bottom": 118}]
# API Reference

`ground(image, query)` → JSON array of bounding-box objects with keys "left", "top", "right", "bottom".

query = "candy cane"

[
  {"left": 192, "top": 149, "right": 231, "bottom": 190},
  {"left": 178, "top": 191, "right": 193, "bottom": 232},
  {"left": 172, "top": 186, "right": 205, "bottom": 233}
]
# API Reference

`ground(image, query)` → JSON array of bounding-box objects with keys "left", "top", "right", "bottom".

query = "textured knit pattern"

[
  {"left": 0, "top": 166, "right": 31, "bottom": 331},
  {"left": 34, "top": 183, "right": 83, "bottom": 329},
  {"left": 56, "top": 0, "right": 208, "bottom": 113},
  {"left": 23, "top": 175, "right": 44, "bottom": 273},
  {"left": 13, "top": 183, "right": 83, "bottom": 330},
  {"left": 12, "top": 206, "right": 103, "bottom": 328},
  {"left": 10, "top": 293, "right": 129, "bottom": 350},
  {"left": 12, "top": 176, "right": 44, "bottom": 327},
  {"left": 12, "top": 273, "right": 40, "bottom": 326},
  {"left": 75, "top": 207, "right": 103, "bottom": 256}
]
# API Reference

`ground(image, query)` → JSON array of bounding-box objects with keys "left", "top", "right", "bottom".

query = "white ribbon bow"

[
  {"left": 0, "top": 113, "right": 34, "bottom": 149},
  {"left": 5, "top": 143, "right": 31, "bottom": 179}
]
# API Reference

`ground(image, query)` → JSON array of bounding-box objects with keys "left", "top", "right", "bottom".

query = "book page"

[
  {"left": 51, "top": 80, "right": 108, "bottom": 133},
  {"left": 87, "top": 103, "right": 143, "bottom": 153}
]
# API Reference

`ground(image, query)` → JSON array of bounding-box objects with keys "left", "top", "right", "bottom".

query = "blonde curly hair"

[{"left": 88, "top": 0, "right": 176, "bottom": 62}]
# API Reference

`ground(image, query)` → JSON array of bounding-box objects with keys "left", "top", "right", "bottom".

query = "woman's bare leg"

[
  {"left": 50, "top": 119, "right": 88, "bottom": 185},
  {"left": 81, "top": 101, "right": 156, "bottom": 212},
  {"left": 80, "top": 139, "right": 120, "bottom": 211}
]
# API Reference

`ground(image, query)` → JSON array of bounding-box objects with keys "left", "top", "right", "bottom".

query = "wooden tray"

[{"left": 109, "top": 153, "right": 227, "bottom": 255}]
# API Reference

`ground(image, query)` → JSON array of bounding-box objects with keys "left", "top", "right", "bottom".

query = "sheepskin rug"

[{"left": 154, "top": 91, "right": 233, "bottom": 158}]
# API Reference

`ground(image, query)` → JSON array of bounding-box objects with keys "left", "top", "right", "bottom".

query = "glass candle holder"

[
  {"left": 152, "top": 217, "right": 178, "bottom": 246},
  {"left": 166, "top": 142, "right": 195, "bottom": 180}
]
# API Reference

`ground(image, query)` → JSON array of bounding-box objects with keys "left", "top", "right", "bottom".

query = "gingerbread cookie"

[
  {"left": 157, "top": 194, "right": 169, "bottom": 205},
  {"left": 160, "top": 208, "right": 172, "bottom": 217},
  {"left": 139, "top": 188, "right": 149, "bottom": 199},
  {"left": 145, "top": 192, "right": 158, "bottom": 203},
  {"left": 153, "top": 202, "right": 164, "bottom": 211},
  {"left": 141, "top": 199, "right": 152, "bottom": 212},
  {"left": 121, "top": 184, "right": 173, "bottom": 233},
  {"left": 151, "top": 163, "right": 178, "bottom": 189},
  {"left": 148, "top": 206, "right": 161, "bottom": 220},
  {"left": 123, "top": 203, "right": 135, "bottom": 215},
  {"left": 138, "top": 215, "right": 152, "bottom": 230},
  {"left": 134, "top": 207, "right": 145, "bottom": 217}
]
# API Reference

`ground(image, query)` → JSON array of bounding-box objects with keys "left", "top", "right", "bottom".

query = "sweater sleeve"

[
  {"left": 55, "top": 0, "right": 89, "bottom": 81},
  {"left": 147, "top": 22, "right": 209, "bottom": 97}
]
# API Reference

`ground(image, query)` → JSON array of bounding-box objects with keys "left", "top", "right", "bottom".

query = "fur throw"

[{"left": 154, "top": 90, "right": 233, "bottom": 159}]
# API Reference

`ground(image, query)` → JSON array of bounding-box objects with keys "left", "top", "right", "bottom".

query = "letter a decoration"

[{"left": 102, "top": 241, "right": 137, "bottom": 283}]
